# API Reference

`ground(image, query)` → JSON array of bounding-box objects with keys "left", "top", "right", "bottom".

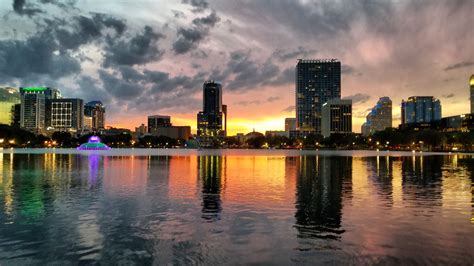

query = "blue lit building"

[
  {"left": 296, "top": 59, "right": 341, "bottom": 134},
  {"left": 401, "top": 96, "right": 441, "bottom": 125},
  {"left": 361, "top": 97, "right": 392, "bottom": 136}
]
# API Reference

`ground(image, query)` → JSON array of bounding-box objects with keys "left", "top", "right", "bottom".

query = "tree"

[{"left": 246, "top": 135, "right": 266, "bottom": 148}]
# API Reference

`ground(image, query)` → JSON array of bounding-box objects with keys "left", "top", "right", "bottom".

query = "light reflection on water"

[{"left": 0, "top": 152, "right": 473, "bottom": 264}]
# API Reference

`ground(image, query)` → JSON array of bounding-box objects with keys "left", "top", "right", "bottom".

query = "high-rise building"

[
  {"left": 401, "top": 96, "right": 441, "bottom": 125},
  {"left": 0, "top": 87, "right": 20, "bottom": 125},
  {"left": 361, "top": 97, "right": 392, "bottom": 136},
  {"left": 46, "top": 98, "right": 84, "bottom": 132},
  {"left": 148, "top": 115, "right": 171, "bottom": 131},
  {"left": 84, "top": 101, "right": 105, "bottom": 130},
  {"left": 285, "top": 118, "right": 296, "bottom": 132},
  {"left": 19, "top": 87, "right": 60, "bottom": 132},
  {"left": 321, "top": 99, "right": 352, "bottom": 138},
  {"left": 296, "top": 59, "right": 341, "bottom": 134},
  {"left": 197, "top": 80, "right": 224, "bottom": 138},
  {"left": 470, "top": 75, "right": 474, "bottom": 114}
]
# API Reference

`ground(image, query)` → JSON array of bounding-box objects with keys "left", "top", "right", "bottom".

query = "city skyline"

[{"left": 0, "top": 1, "right": 473, "bottom": 135}]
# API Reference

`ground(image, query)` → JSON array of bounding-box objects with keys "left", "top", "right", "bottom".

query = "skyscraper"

[
  {"left": 321, "top": 99, "right": 352, "bottom": 138},
  {"left": 296, "top": 59, "right": 341, "bottom": 134},
  {"left": 197, "top": 80, "right": 224, "bottom": 138},
  {"left": 470, "top": 75, "right": 474, "bottom": 114},
  {"left": 46, "top": 98, "right": 84, "bottom": 132},
  {"left": 401, "top": 96, "right": 441, "bottom": 124},
  {"left": 361, "top": 97, "right": 392, "bottom": 136},
  {"left": 19, "top": 87, "right": 60, "bottom": 132},
  {"left": 84, "top": 101, "right": 106, "bottom": 130}
]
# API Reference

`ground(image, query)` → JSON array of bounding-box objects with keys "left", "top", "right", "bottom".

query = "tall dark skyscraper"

[
  {"left": 197, "top": 80, "right": 224, "bottom": 139},
  {"left": 296, "top": 59, "right": 341, "bottom": 134}
]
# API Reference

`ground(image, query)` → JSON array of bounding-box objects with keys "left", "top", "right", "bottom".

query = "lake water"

[{"left": 0, "top": 149, "right": 473, "bottom": 264}]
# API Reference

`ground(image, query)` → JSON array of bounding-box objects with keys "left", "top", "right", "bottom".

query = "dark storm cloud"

[
  {"left": 172, "top": 11, "right": 220, "bottom": 54},
  {"left": 444, "top": 61, "right": 474, "bottom": 71},
  {"left": 12, "top": 0, "right": 42, "bottom": 16},
  {"left": 182, "top": 0, "right": 209, "bottom": 12},
  {"left": 103, "top": 26, "right": 164, "bottom": 67},
  {"left": 266, "top": 67, "right": 294, "bottom": 86},
  {"left": 341, "top": 65, "right": 355, "bottom": 75},
  {"left": 343, "top": 93, "right": 371, "bottom": 104},
  {"left": 99, "top": 70, "right": 144, "bottom": 100},
  {"left": 0, "top": 32, "right": 80, "bottom": 81}
]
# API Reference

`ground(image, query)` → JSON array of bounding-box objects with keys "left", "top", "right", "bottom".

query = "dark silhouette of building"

[
  {"left": 197, "top": 81, "right": 225, "bottom": 139},
  {"left": 294, "top": 156, "right": 351, "bottom": 240},
  {"left": 296, "top": 59, "right": 341, "bottom": 134},
  {"left": 198, "top": 156, "right": 225, "bottom": 222}
]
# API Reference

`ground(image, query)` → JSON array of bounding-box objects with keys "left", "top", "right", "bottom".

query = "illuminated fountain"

[{"left": 77, "top": 136, "right": 111, "bottom": 150}]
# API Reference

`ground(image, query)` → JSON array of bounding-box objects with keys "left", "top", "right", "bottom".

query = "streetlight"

[
  {"left": 0, "top": 139, "right": 4, "bottom": 144},
  {"left": 9, "top": 140, "right": 15, "bottom": 144}
]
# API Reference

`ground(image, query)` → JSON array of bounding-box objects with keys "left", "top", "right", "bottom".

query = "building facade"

[
  {"left": 148, "top": 115, "right": 171, "bottom": 130},
  {"left": 197, "top": 80, "right": 225, "bottom": 138},
  {"left": 84, "top": 101, "right": 106, "bottom": 130},
  {"left": 46, "top": 98, "right": 84, "bottom": 132},
  {"left": 470, "top": 75, "right": 474, "bottom": 114},
  {"left": 401, "top": 96, "right": 441, "bottom": 125},
  {"left": 0, "top": 87, "right": 20, "bottom": 125},
  {"left": 361, "top": 97, "right": 392, "bottom": 136},
  {"left": 321, "top": 99, "right": 352, "bottom": 138},
  {"left": 19, "top": 87, "right": 61, "bottom": 132},
  {"left": 296, "top": 59, "right": 341, "bottom": 133}
]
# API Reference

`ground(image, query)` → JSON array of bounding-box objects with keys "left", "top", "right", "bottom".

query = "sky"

[{"left": 0, "top": 0, "right": 473, "bottom": 135}]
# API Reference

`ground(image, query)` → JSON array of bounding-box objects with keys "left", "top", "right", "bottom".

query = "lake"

[{"left": 0, "top": 149, "right": 473, "bottom": 264}]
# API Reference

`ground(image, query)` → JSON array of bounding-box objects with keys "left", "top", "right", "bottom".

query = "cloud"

[
  {"left": 172, "top": 11, "right": 220, "bottom": 54},
  {"left": 442, "top": 93, "right": 455, "bottom": 99},
  {"left": 182, "top": 0, "right": 209, "bottom": 12},
  {"left": 273, "top": 46, "right": 317, "bottom": 61},
  {"left": 444, "top": 61, "right": 474, "bottom": 71},
  {"left": 103, "top": 26, "right": 164, "bottom": 67},
  {"left": 234, "top": 96, "right": 280, "bottom": 106},
  {"left": 0, "top": 32, "right": 81, "bottom": 81},
  {"left": 282, "top": 105, "right": 295, "bottom": 112},
  {"left": 12, "top": 0, "right": 42, "bottom": 16},
  {"left": 343, "top": 93, "right": 370, "bottom": 104}
]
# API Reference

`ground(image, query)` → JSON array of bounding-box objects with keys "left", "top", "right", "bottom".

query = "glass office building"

[
  {"left": 296, "top": 59, "right": 341, "bottom": 134},
  {"left": 46, "top": 98, "right": 84, "bottom": 132},
  {"left": 321, "top": 99, "right": 352, "bottom": 138},
  {"left": 470, "top": 75, "right": 474, "bottom": 114},
  {"left": 19, "top": 87, "right": 61, "bottom": 132},
  {"left": 197, "top": 80, "right": 224, "bottom": 138},
  {"left": 401, "top": 96, "right": 441, "bottom": 124},
  {"left": 84, "top": 101, "right": 106, "bottom": 130},
  {"left": 361, "top": 97, "right": 392, "bottom": 136},
  {"left": 0, "top": 87, "right": 20, "bottom": 125}
]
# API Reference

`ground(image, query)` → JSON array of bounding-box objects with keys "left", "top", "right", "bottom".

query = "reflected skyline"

[{"left": 0, "top": 153, "right": 473, "bottom": 264}]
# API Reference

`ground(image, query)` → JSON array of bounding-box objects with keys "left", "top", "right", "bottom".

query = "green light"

[{"left": 23, "top": 87, "right": 47, "bottom": 91}]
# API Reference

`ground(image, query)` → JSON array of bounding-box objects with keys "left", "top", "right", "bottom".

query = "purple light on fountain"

[{"left": 77, "top": 136, "right": 111, "bottom": 150}]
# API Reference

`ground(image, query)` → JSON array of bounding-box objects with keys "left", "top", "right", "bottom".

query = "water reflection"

[
  {"left": 294, "top": 156, "right": 352, "bottom": 241},
  {"left": 198, "top": 156, "right": 226, "bottom": 222},
  {"left": 0, "top": 153, "right": 473, "bottom": 264}
]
